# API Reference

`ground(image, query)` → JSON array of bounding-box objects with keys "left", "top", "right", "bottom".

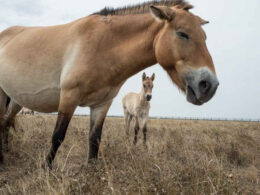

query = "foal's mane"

[{"left": 93, "top": 0, "right": 193, "bottom": 16}]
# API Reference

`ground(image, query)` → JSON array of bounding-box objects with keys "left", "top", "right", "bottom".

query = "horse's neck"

[
  {"left": 138, "top": 89, "right": 148, "bottom": 107},
  {"left": 101, "top": 14, "right": 163, "bottom": 84}
]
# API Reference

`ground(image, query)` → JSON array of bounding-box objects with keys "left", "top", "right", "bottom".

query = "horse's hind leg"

[
  {"left": 127, "top": 115, "right": 133, "bottom": 136},
  {"left": 0, "top": 88, "right": 8, "bottom": 163},
  {"left": 123, "top": 108, "right": 129, "bottom": 134},
  {"left": 124, "top": 110, "right": 133, "bottom": 136},
  {"left": 3, "top": 100, "right": 22, "bottom": 152}
]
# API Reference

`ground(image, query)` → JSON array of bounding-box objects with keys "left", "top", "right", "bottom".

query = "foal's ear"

[
  {"left": 142, "top": 72, "right": 147, "bottom": 81},
  {"left": 151, "top": 73, "right": 155, "bottom": 81},
  {"left": 150, "top": 5, "right": 175, "bottom": 22}
]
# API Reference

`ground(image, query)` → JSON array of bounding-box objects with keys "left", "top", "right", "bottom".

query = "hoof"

[
  {"left": 0, "top": 155, "right": 3, "bottom": 165},
  {"left": 3, "top": 146, "right": 9, "bottom": 153},
  {"left": 87, "top": 157, "right": 98, "bottom": 164},
  {"left": 42, "top": 161, "right": 52, "bottom": 170}
]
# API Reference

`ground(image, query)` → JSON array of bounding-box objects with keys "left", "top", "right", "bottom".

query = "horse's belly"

[
  {"left": 126, "top": 103, "right": 135, "bottom": 115},
  {"left": 12, "top": 88, "right": 60, "bottom": 113},
  {"left": 0, "top": 57, "right": 61, "bottom": 113},
  {"left": 2, "top": 81, "right": 60, "bottom": 113}
]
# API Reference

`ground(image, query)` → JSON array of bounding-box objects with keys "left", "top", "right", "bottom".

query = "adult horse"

[{"left": 0, "top": 0, "right": 219, "bottom": 168}]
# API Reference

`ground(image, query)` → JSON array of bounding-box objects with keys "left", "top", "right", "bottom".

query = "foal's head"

[
  {"left": 142, "top": 72, "right": 155, "bottom": 101},
  {"left": 150, "top": 3, "right": 219, "bottom": 105}
]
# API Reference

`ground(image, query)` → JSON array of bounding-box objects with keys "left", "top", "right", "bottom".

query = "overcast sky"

[{"left": 0, "top": 0, "right": 259, "bottom": 120}]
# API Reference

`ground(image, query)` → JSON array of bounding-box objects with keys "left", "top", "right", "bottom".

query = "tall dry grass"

[{"left": 0, "top": 115, "right": 259, "bottom": 194}]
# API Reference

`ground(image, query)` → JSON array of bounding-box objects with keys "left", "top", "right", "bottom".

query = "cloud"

[
  {"left": 1, "top": 1, "right": 44, "bottom": 15},
  {"left": 0, "top": 0, "right": 259, "bottom": 119}
]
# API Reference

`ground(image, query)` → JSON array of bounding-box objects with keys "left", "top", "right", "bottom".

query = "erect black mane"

[{"left": 93, "top": 0, "right": 191, "bottom": 16}]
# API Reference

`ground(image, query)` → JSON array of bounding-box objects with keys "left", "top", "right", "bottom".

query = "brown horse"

[
  {"left": 123, "top": 73, "right": 155, "bottom": 144},
  {"left": 0, "top": 0, "right": 219, "bottom": 168}
]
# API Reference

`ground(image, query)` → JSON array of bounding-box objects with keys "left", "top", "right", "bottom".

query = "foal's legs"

[
  {"left": 134, "top": 117, "right": 148, "bottom": 145},
  {"left": 124, "top": 110, "right": 133, "bottom": 136},
  {"left": 3, "top": 100, "right": 22, "bottom": 152},
  {"left": 127, "top": 115, "right": 133, "bottom": 136},
  {"left": 143, "top": 123, "right": 147, "bottom": 144},
  {"left": 123, "top": 108, "right": 129, "bottom": 135},
  {"left": 88, "top": 100, "right": 112, "bottom": 161},
  {"left": 133, "top": 117, "right": 139, "bottom": 145},
  {"left": 0, "top": 89, "right": 7, "bottom": 163}
]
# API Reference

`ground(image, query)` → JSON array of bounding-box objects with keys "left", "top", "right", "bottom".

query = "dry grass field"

[{"left": 0, "top": 115, "right": 259, "bottom": 194}]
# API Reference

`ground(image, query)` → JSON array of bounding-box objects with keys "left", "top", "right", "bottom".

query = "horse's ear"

[
  {"left": 142, "top": 72, "right": 146, "bottom": 81},
  {"left": 201, "top": 19, "right": 209, "bottom": 25},
  {"left": 150, "top": 5, "right": 175, "bottom": 22},
  {"left": 197, "top": 16, "right": 209, "bottom": 25},
  {"left": 183, "top": 4, "right": 194, "bottom": 11},
  {"left": 151, "top": 73, "right": 155, "bottom": 81}
]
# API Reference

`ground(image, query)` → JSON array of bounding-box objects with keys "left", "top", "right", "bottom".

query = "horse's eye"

[{"left": 176, "top": 32, "right": 189, "bottom": 40}]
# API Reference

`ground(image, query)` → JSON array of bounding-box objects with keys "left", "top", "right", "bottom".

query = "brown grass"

[{"left": 0, "top": 115, "right": 260, "bottom": 194}]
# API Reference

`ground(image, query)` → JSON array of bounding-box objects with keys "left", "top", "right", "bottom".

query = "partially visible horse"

[
  {"left": 123, "top": 73, "right": 155, "bottom": 144},
  {"left": 0, "top": 0, "right": 219, "bottom": 167},
  {"left": 1, "top": 102, "right": 34, "bottom": 152},
  {"left": 21, "top": 108, "right": 34, "bottom": 115},
  {"left": 1, "top": 97, "right": 16, "bottom": 152}
]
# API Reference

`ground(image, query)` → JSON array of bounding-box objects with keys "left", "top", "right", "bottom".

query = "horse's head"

[
  {"left": 142, "top": 72, "right": 155, "bottom": 101},
  {"left": 150, "top": 3, "right": 219, "bottom": 105}
]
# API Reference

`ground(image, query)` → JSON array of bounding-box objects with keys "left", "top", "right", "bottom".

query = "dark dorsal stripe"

[{"left": 93, "top": 0, "right": 189, "bottom": 16}]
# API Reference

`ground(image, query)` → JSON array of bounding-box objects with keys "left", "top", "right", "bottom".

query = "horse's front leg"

[
  {"left": 143, "top": 123, "right": 147, "bottom": 144},
  {"left": 139, "top": 117, "right": 148, "bottom": 145},
  {"left": 88, "top": 100, "right": 112, "bottom": 162},
  {"left": 133, "top": 117, "right": 140, "bottom": 145},
  {"left": 44, "top": 90, "right": 78, "bottom": 169}
]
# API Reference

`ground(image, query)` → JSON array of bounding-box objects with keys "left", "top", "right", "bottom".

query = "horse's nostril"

[
  {"left": 146, "top": 95, "right": 152, "bottom": 101},
  {"left": 199, "top": 80, "right": 211, "bottom": 94}
]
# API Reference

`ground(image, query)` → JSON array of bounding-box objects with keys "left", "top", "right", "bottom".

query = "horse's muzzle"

[
  {"left": 146, "top": 95, "right": 152, "bottom": 101},
  {"left": 186, "top": 68, "right": 219, "bottom": 105}
]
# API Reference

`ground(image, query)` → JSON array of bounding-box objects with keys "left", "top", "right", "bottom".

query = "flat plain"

[{"left": 0, "top": 115, "right": 259, "bottom": 194}]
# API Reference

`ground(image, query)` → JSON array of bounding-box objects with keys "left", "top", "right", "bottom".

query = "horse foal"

[
  {"left": 21, "top": 108, "right": 34, "bottom": 115},
  {"left": 122, "top": 73, "right": 155, "bottom": 144}
]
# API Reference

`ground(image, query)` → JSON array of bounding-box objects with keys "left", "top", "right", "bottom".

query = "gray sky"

[{"left": 0, "top": 0, "right": 259, "bottom": 119}]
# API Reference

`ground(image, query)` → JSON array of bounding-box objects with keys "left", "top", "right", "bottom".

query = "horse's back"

[
  {"left": 0, "top": 26, "right": 26, "bottom": 48},
  {"left": 122, "top": 92, "right": 138, "bottom": 105}
]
